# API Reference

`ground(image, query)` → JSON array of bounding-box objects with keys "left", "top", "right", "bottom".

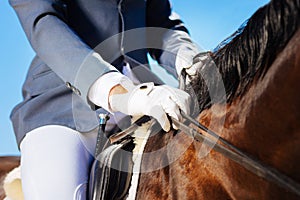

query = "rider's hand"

[
  {"left": 88, "top": 72, "right": 191, "bottom": 132},
  {"left": 176, "top": 51, "right": 211, "bottom": 82}
]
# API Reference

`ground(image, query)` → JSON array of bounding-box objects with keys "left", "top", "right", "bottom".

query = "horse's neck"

[
  {"left": 200, "top": 29, "right": 300, "bottom": 179},
  {"left": 235, "top": 28, "right": 300, "bottom": 161}
]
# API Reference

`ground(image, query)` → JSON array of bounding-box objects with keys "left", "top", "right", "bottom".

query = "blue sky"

[{"left": 0, "top": 0, "right": 269, "bottom": 156}]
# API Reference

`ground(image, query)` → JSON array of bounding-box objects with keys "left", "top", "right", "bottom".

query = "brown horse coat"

[{"left": 0, "top": 156, "right": 20, "bottom": 200}]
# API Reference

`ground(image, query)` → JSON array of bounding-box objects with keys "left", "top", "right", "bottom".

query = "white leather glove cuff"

[
  {"left": 88, "top": 72, "right": 132, "bottom": 112},
  {"left": 109, "top": 82, "right": 154, "bottom": 115},
  {"left": 175, "top": 47, "right": 199, "bottom": 77}
]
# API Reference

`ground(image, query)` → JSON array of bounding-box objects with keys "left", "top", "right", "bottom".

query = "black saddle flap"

[{"left": 89, "top": 139, "right": 135, "bottom": 200}]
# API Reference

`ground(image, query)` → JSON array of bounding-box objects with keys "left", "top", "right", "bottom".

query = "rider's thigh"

[{"left": 20, "top": 125, "right": 94, "bottom": 200}]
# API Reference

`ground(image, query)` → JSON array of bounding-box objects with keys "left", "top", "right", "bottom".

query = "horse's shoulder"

[
  {"left": 0, "top": 156, "right": 20, "bottom": 174},
  {"left": 0, "top": 156, "right": 21, "bottom": 200}
]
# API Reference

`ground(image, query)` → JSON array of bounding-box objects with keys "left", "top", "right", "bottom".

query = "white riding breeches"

[
  {"left": 20, "top": 125, "right": 98, "bottom": 200},
  {"left": 19, "top": 63, "right": 138, "bottom": 200}
]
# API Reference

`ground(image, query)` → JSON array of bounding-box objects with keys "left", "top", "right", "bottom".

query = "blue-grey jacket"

[{"left": 9, "top": 0, "right": 199, "bottom": 146}]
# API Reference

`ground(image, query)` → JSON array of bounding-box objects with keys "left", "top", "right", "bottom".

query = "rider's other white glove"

[
  {"left": 176, "top": 50, "right": 211, "bottom": 81},
  {"left": 88, "top": 72, "right": 191, "bottom": 132}
]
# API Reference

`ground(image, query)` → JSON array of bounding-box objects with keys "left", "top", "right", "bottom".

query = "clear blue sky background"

[{"left": 0, "top": 0, "right": 269, "bottom": 156}]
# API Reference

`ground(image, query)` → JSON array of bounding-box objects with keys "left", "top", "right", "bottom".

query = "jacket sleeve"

[
  {"left": 9, "top": 0, "right": 117, "bottom": 105},
  {"left": 146, "top": 0, "right": 200, "bottom": 77}
]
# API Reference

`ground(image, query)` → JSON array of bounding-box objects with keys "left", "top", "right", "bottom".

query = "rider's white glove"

[
  {"left": 88, "top": 72, "right": 191, "bottom": 131},
  {"left": 176, "top": 50, "right": 211, "bottom": 80}
]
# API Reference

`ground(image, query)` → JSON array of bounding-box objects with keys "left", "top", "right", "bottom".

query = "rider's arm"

[
  {"left": 9, "top": 0, "right": 117, "bottom": 105},
  {"left": 146, "top": 0, "right": 201, "bottom": 77}
]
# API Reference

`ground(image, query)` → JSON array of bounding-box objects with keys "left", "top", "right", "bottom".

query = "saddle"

[
  {"left": 89, "top": 139, "right": 135, "bottom": 200},
  {"left": 89, "top": 116, "right": 151, "bottom": 200}
]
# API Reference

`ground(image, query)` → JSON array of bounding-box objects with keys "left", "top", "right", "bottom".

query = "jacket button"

[
  {"left": 66, "top": 82, "right": 72, "bottom": 89},
  {"left": 73, "top": 88, "right": 81, "bottom": 96},
  {"left": 66, "top": 82, "right": 81, "bottom": 96}
]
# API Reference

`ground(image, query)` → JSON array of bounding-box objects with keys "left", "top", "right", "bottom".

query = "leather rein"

[
  {"left": 174, "top": 112, "right": 300, "bottom": 196},
  {"left": 109, "top": 113, "right": 300, "bottom": 196},
  {"left": 177, "top": 69, "right": 300, "bottom": 196}
]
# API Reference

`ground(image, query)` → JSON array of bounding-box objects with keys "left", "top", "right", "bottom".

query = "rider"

[{"left": 10, "top": 0, "right": 204, "bottom": 199}]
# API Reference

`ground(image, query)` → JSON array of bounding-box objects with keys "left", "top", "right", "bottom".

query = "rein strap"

[{"left": 172, "top": 114, "right": 300, "bottom": 196}]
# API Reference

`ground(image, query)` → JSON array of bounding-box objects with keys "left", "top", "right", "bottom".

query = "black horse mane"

[{"left": 191, "top": 0, "right": 300, "bottom": 112}]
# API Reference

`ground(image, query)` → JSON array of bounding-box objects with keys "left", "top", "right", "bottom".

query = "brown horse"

[
  {"left": 0, "top": 156, "right": 20, "bottom": 199},
  {"left": 136, "top": 0, "right": 300, "bottom": 199}
]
